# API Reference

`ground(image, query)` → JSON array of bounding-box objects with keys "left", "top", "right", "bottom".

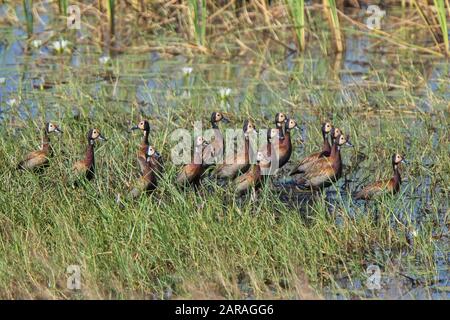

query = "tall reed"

[
  {"left": 188, "top": 0, "right": 207, "bottom": 46},
  {"left": 107, "top": 0, "right": 116, "bottom": 39},
  {"left": 23, "top": 0, "right": 33, "bottom": 38},
  {"left": 434, "top": 0, "right": 449, "bottom": 55},
  {"left": 286, "top": 0, "right": 306, "bottom": 51},
  {"left": 323, "top": 0, "right": 343, "bottom": 52},
  {"left": 58, "top": 0, "right": 68, "bottom": 15}
]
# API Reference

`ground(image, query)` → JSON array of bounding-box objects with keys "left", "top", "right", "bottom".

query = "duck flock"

[{"left": 16, "top": 112, "right": 406, "bottom": 201}]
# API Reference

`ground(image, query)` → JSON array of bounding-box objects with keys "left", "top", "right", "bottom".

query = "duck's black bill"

[
  {"left": 222, "top": 117, "right": 230, "bottom": 124},
  {"left": 99, "top": 135, "right": 108, "bottom": 141},
  {"left": 130, "top": 126, "right": 139, "bottom": 131}
]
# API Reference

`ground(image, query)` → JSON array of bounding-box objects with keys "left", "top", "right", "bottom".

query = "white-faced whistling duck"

[
  {"left": 17, "top": 122, "right": 62, "bottom": 171},
  {"left": 354, "top": 153, "right": 407, "bottom": 200},
  {"left": 295, "top": 133, "right": 353, "bottom": 190},
  {"left": 274, "top": 112, "right": 287, "bottom": 133},
  {"left": 203, "top": 111, "right": 229, "bottom": 166},
  {"left": 214, "top": 120, "right": 257, "bottom": 179},
  {"left": 72, "top": 128, "right": 107, "bottom": 181},
  {"left": 289, "top": 122, "right": 335, "bottom": 176},
  {"left": 277, "top": 118, "right": 301, "bottom": 169},
  {"left": 130, "top": 119, "right": 150, "bottom": 174},
  {"left": 234, "top": 151, "right": 270, "bottom": 197},
  {"left": 176, "top": 136, "right": 209, "bottom": 186},
  {"left": 130, "top": 145, "right": 163, "bottom": 198},
  {"left": 259, "top": 128, "right": 280, "bottom": 176}
]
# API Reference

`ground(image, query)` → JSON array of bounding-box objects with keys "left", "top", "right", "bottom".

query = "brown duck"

[
  {"left": 130, "top": 145, "right": 163, "bottom": 198},
  {"left": 203, "top": 111, "right": 229, "bottom": 166},
  {"left": 277, "top": 118, "right": 301, "bottom": 170},
  {"left": 213, "top": 120, "right": 257, "bottom": 179},
  {"left": 17, "top": 122, "right": 62, "bottom": 171},
  {"left": 72, "top": 128, "right": 107, "bottom": 181},
  {"left": 289, "top": 124, "right": 341, "bottom": 176},
  {"left": 130, "top": 119, "right": 150, "bottom": 174},
  {"left": 259, "top": 128, "right": 280, "bottom": 176},
  {"left": 295, "top": 133, "right": 352, "bottom": 190},
  {"left": 176, "top": 136, "right": 209, "bottom": 186},
  {"left": 234, "top": 151, "right": 270, "bottom": 197},
  {"left": 354, "top": 153, "right": 407, "bottom": 200}
]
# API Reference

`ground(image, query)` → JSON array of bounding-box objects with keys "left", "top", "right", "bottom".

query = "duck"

[
  {"left": 354, "top": 153, "right": 407, "bottom": 200},
  {"left": 130, "top": 145, "right": 163, "bottom": 198},
  {"left": 295, "top": 133, "right": 353, "bottom": 190},
  {"left": 274, "top": 112, "right": 287, "bottom": 133},
  {"left": 130, "top": 119, "right": 150, "bottom": 174},
  {"left": 72, "top": 128, "right": 107, "bottom": 181},
  {"left": 234, "top": 151, "right": 270, "bottom": 197},
  {"left": 259, "top": 128, "right": 280, "bottom": 176},
  {"left": 213, "top": 120, "right": 257, "bottom": 179},
  {"left": 203, "top": 111, "right": 229, "bottom": 166},
  {"left": 277, "top": 118, "right": 301, "bottom": 170},
  {"left": 289, "top": 124, "right": 340, "bottom": 176},
  {"left": 176, "top": 136, "right": 210, "bottom": 186},
  {"left": 17, "top": 122, "right": 62, "bottom": 171}
]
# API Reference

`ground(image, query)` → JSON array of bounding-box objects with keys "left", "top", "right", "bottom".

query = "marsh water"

[{"left": 0, "top": 3, "right": 448, "bottom": 299}]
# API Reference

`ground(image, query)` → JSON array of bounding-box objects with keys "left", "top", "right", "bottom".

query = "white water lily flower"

[
  {"left": 6, "top": 98, "right": 17, "bottom": 107},
  {"left": 181, "top": 67, "right": 193, "bottom": 76},
  {"left": 218, "top": 87, "right": 231, "bottom": 99},
  {"left": 99, "top": 56, "right": 111, "bottom": 65},
  {"left": 51, "top": 39, "right": 70, "bottom": 54},
  {"left": 0, "top": 77, "right": 5, "bottom": 85},
  {"left": 31, "top": 39, "right": 42, "bottom": 48}
]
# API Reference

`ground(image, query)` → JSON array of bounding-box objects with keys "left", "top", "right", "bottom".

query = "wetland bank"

[{"left": 0, "top": 1, "right": 448, "bottom": 299}]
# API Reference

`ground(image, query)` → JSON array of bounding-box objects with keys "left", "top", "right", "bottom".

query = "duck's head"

[
  {"left": 243, "top": 120, "right": 257, "bottom": 138},
  {"left": 256, "top": 151, "right": 270, "bottom": 165},
  {"left": 45, "top": 122, "right": 63, "bottom": 134},
  {"left": 195, "top": 136, "right": 209, "bottom": 148},
  {"left": 131, "top": 120, "right": 150, "bottom": 133},
  {"left": 87, "top": 128, "right": 107, "bottom": 143},
  {"left": 285, "top": 118, "right": 299, "bottom": 131},
  {"left": 335, "top": 133, "right": 353, "bottom": 147},
  {"left": 321, "top": 122, "right": 332, "bottom": 135},
  {"left": 274, "top": 113, "right": 287, "bottom": 129},
  {"left": 145, "top": 145, "right": 160, "bottom": 162},
  {"left": 330, "top": 127, "right": 342, "bottom": 141},
  {"left": 211, "top": 112, "right": 230, "bottom": 124},
  {"left": 267, "top": 128, "right": 279, "bottom": 142},
  {"left": 392, "top": 153, "right": 407, "bottom": 166}
]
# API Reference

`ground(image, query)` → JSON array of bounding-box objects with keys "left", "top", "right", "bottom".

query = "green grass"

[{"left": 0, "top": 53, "right": 448, "bottom": 299}]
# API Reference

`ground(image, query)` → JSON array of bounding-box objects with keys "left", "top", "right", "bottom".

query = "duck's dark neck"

[
  {"left": 322, "top": 131, "right": 331, "bottom": 153},
  {"left": 42, "top": 130, "right": 50, "bottom": 151},
  {"left": 85, "top": 140, "right": 95, "bottom": 169},
  {"left": 392, "top": 163, "right": 401, "bottom": 185},
  {"left": 211, "top": 121, "right": 219, "bottom": 129},
  {"left": 266, "top": 138, "right": 272, "bottom": 156},
  {"left": 142, "top": 130, "right": 149, "bottom": 146}
]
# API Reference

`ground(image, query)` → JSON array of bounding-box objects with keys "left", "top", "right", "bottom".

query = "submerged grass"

[{"left": 0, "top": 53, "right": 447, "bottom": 299}]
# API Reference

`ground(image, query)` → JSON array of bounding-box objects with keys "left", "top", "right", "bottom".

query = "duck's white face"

[
  {"left": 268, "top": 128, "right": 278, "bottom": 139},
  {"left": 244, "top": 121, "right": 257, "bottom": 135},
  {"left": 287, "top": 119, "right": 297, "bottom": 130},
  {"left": 323, "top": 122, "right": 332, "bottom": 133},
  {"left": 276, "top": 113, "right": 286, "bottom": 124},
  {"left": 394, "top": 153, "right": 405, "bottom": 164},
  {"left": 196, "top": 136, "right": 207, "bottom": 147},
  {"left": 47, "top": 122, "right": 61, "bottom": 133},
  {"left": 332, "top": 127, "right": 341, "bottom": 139},
  {"left": 146, "top": 146, "right": 155, "bottom": 157}
]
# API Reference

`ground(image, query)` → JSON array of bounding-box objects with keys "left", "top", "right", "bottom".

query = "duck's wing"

[
  {"left": 17, "top": 150, "right": 49, "bottom": 170},
  {"left": 354, "top": 180, "right": 390, "bottom": 200},
  {"left": 289, "top": 151, "right": 322, "bottom": 176}
]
